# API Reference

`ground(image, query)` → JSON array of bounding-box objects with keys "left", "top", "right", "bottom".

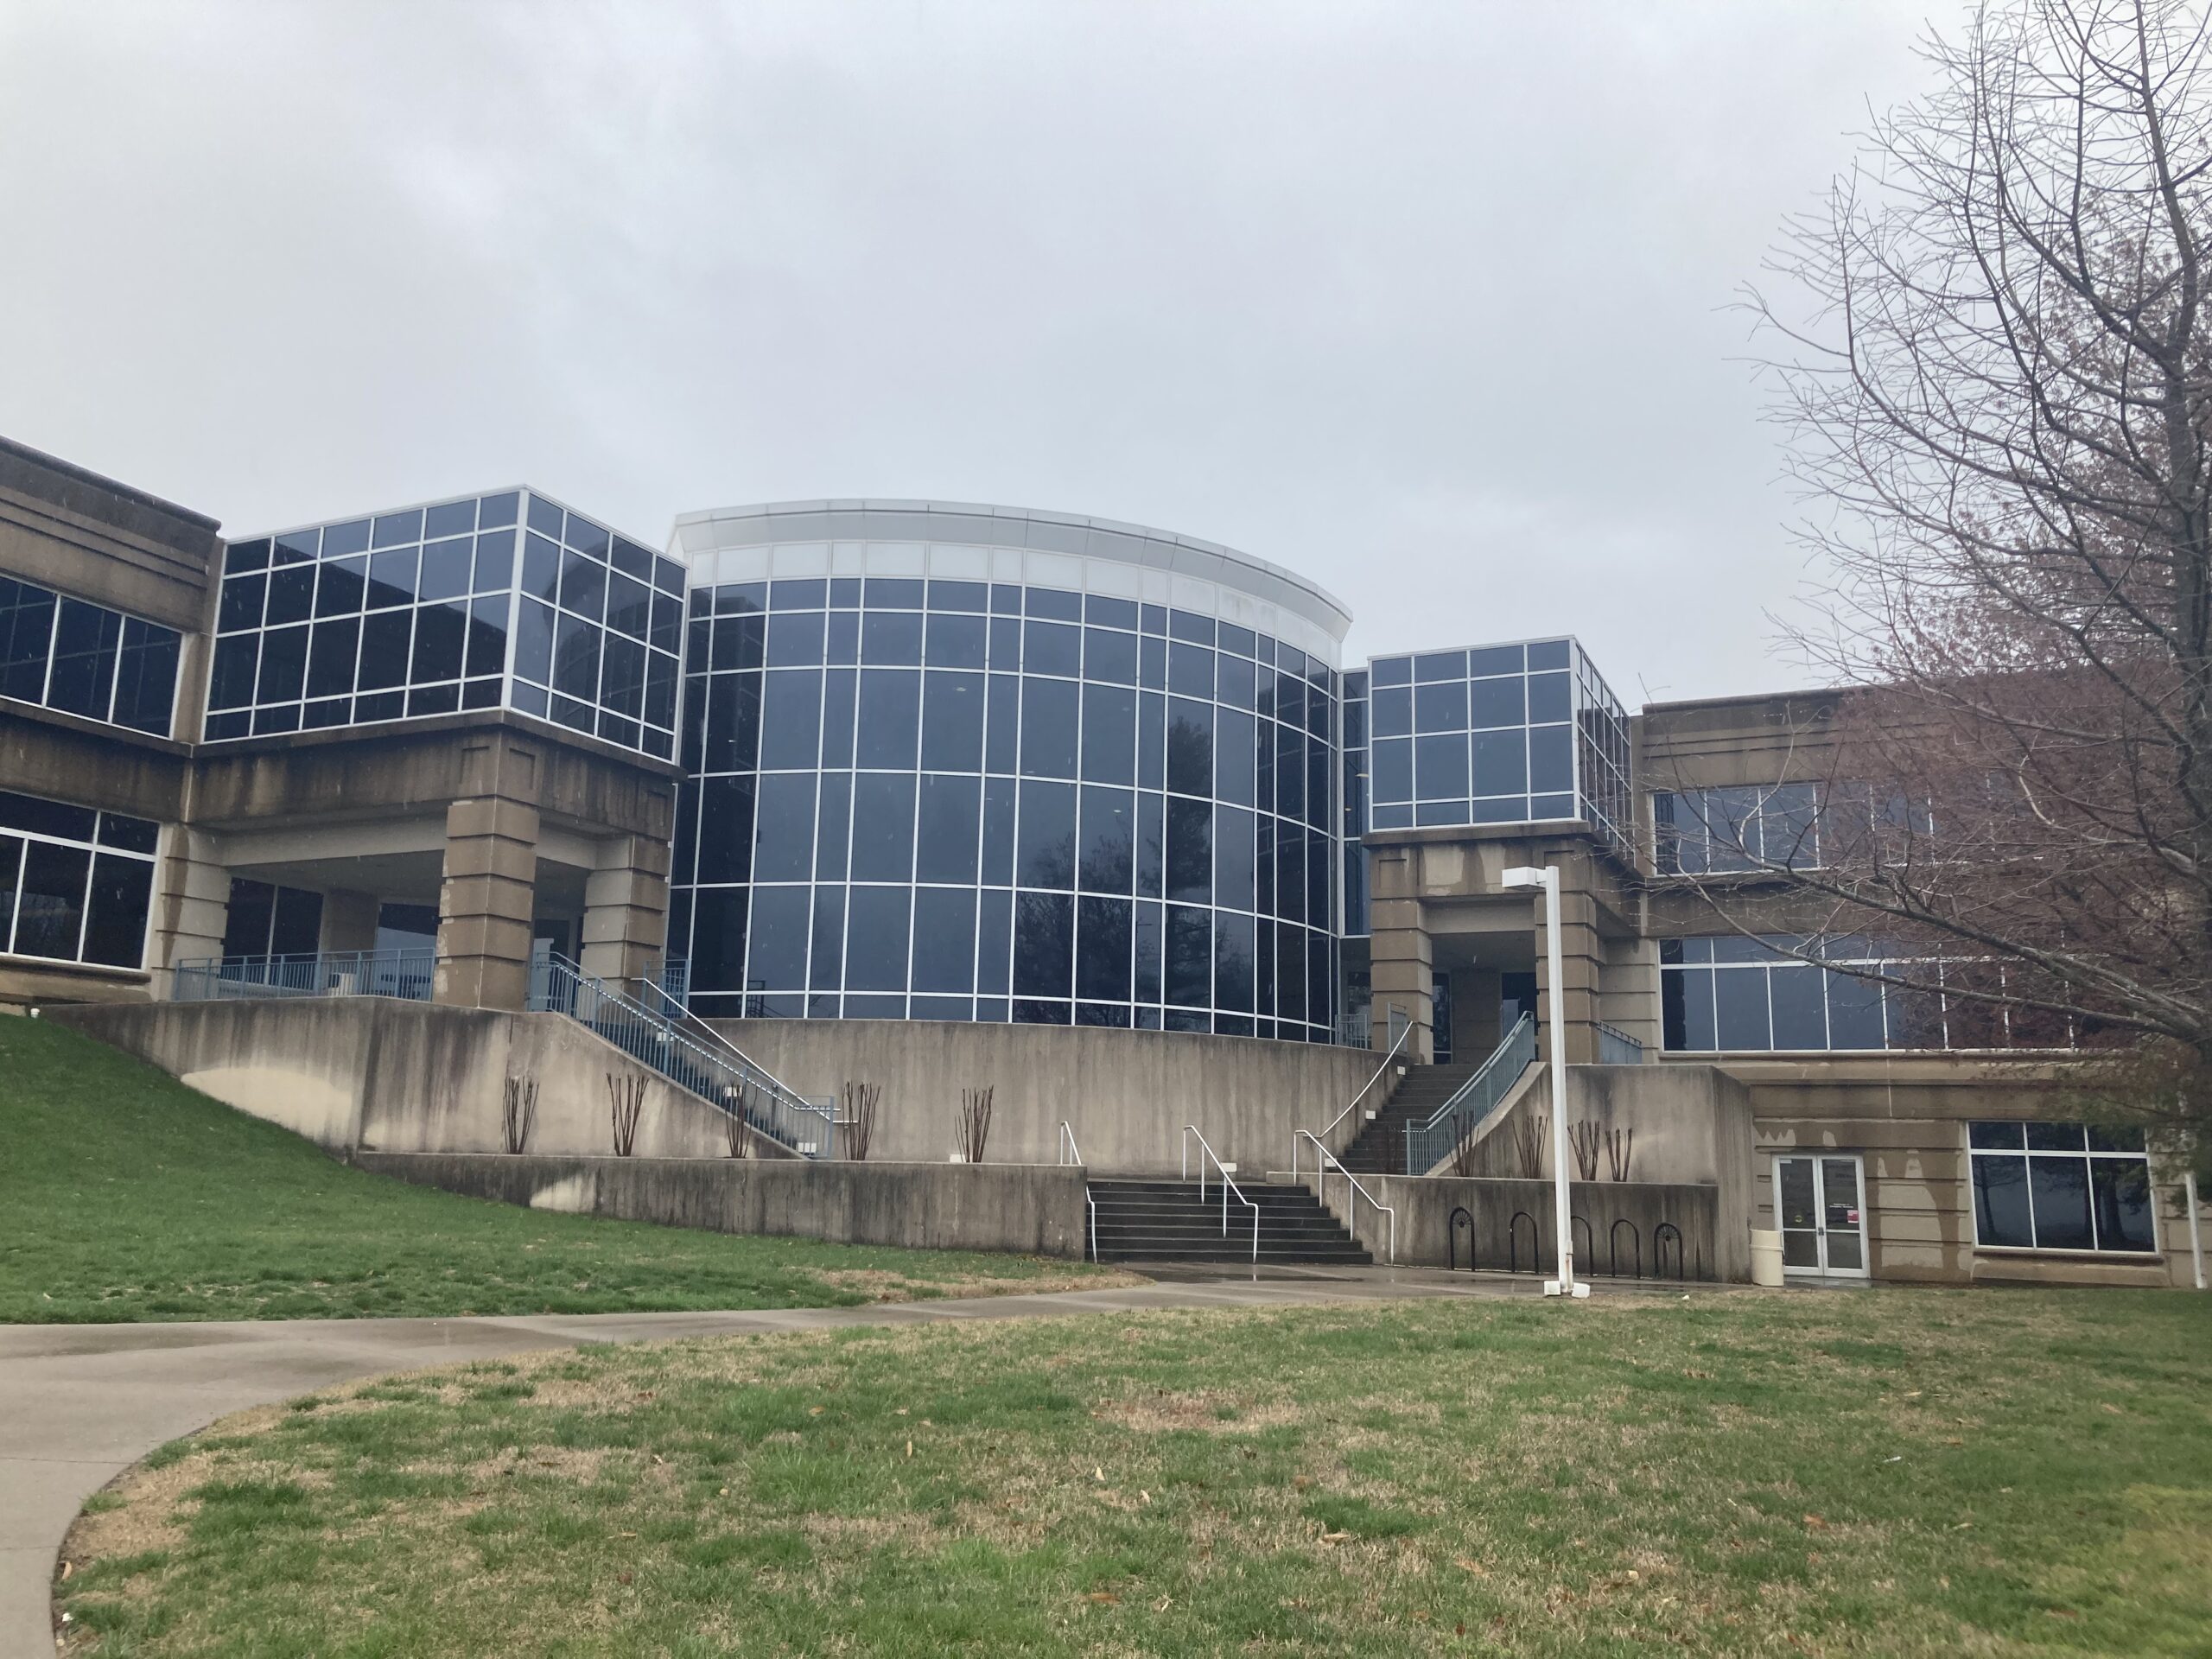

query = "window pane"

[
  {"left": 1371, "top": 736, "right": 1411, "bottom": 803},
  {"left": 1713, "top": 968, "right": 1771, "bottom": 1051},
  {"left": 1529, "top": 725, "right": 1573, "bottom": 792},
  {"left": 1077, "top": 785, "right": 1135, "bottom": 893},
  {"left": 13, "top": 840, "right": 89, "bottom": 959},
  {"left": 1165, "top": 796, "right": 1211, "bottom": 904},
  {"left": 1013, "top": 890, "right": 1073, "bottom": 996},
  {"left": 925, "top": 613, "right": 987, "bottom": 669},
  {"left": 1214, "top": 911, "right": 1255, "bottom": 1011},
  {"left": 688, "top": 887, "right": 749, "bottom": 992},
  {"left": 1081, "top": 683, "right": 1137, "bottom": 785},
  {"left": 1414, "top": 733, "right": 1468, "bottom": 802},
  {"left": 767, "top": 610, "right": 825, "bottom": 666},
  {"left": 855, "top": 669, "right": 919, "bottom": 769},
  {"left": 810, "top": 886, "right": 844, "bottom": 989},
  {"left": 745, "top": 885, "right": 811, "bottom": 988},
  {"left": 1165, "top": 905, "right": 1211, "bottom": 1006},
  {"left": 1469, "top": 676, "right": 1523, "bottom": 728},
  {"left": 1020, "top": 677, "right": 1079, "bottom": 778},
  {"left": 753, "top": 772, "right": 817, "bottom": 882},
  {"left": 1025, "top": 620, "right": 1082, "bottom": 677},
  {"left": 694, "top": 778, "right": 756, "bottom": 884},
  {"left": 920, "top": 671, "right": 985, "bottom": 772},
  {"left": 0, "top": 580, "right": 57, "bottom": 697},
  {"left": 976, "top": 887, "right": 1012, "bottom": 995},
  {"left": 48, "top": 599, "right": 120, "bottom": 719},
  {"left": 2090, "top": 1159, "right": 2157, "bottom": 1252},
  {"left": 1825, "top": 970, "right": 1885, "bottom": 1050},
  {"left": 911, "top": 887, "right": 976, "bottom": 993},
  {"left": 112, "top": 620, "right": 180, "bottom": 734},
  {"left": 2028, "top": 1156, "right": 2094, "bottom": 1249},
  {"left": 81, "top": 852, "right": 152, "bottom": 967},
  {"left": 1414, "top": 680, "right": 1467, "bottom": 732},
  {"left": 861, "top": 611, "right": 924, "bottom": 666},
  {"left": 255, "top": 624, "right": 309, "bottom": 704},
  {"left": 1214, "top": 804, "right": 1255, "bottom": 912},
  {"left": 1166, "top": 698, "right": 1212, "bottom": 797},
  {"left": 552, "top": 614, "right": 601, "bottom": 701},
  {"left": 982, "top": 776, "right": 1016, "bottom": 884},
  {"left": 916, "top": 774, "right": 981, "bottom": 883},
  {"left": 601, "top": 634, "right": 646, "bottom": 716},
  {"left": 760, "top": 670, "right": 824, "bottom": 769},
  {"left": 412, "top": 601, "right": 467, "bottom": 684},
  {"left": 467, "top": 594, "right": 509, "bottom": 678},
  {"left": 1972, "top": 1152, "right": 2035, "bottom": 1246},
  {"left": 1016, "top": 779, "right": 1076, "bottom": 889},
  {"left": 1215, "top": 708, "right": 1256, "bottom": 805},
  {"left": 849, "top": 773, "right": 916, "bottom": 882},
  {"left": 1768, "top": 964, "right": 1827, "bottom": 1050}
]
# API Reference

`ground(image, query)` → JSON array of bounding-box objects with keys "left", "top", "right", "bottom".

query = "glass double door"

[{"left": 1775, "top": 1154, "right": 1868, "bottom": 1277}]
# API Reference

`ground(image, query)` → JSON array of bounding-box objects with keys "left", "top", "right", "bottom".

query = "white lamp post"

[{"left": 1502, "top": 864, "right": 1587, "bottom": 1300}]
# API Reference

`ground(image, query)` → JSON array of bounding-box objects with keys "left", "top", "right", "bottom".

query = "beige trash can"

[{"left": 1749, "top": 1229, "right": 1785, "bottom": 1287}]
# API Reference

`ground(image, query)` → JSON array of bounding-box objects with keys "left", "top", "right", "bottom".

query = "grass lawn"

[
  {"left": 0, "top": 1016, "right": 1123, "bottom": 1323},
  {"left": 58, "top": 1288, "right": 2212, "bottom": 1656}
]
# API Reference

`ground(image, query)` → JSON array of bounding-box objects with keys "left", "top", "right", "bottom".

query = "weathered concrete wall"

[
  {"left": 1712, "top": 1054, "right": 2198, "bottom": 1288},
  {"left": 351, "top": 1152, "right": 1089, "bottom": 1259},
  {"left": 709, "top": 1018, "right": 1386, "bottom": 1176},
  {"left": 48, "top": 997, "right": 792, "bottom": 1161},
  {"left": 1337, "top": 1174, "right": 1732, "bottom": 1281}
]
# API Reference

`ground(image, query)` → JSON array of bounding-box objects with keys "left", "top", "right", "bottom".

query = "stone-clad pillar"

[
  {"left": 1531, "top": 868, "right": 1605, "bottom": 1065},
  {"left": 1364, "top": 843, "right": 1435, "bottom": 1060},
  {"left": 148, "top": 825, "right": 229, "bottom": 998},
  {"left": 435, "top": 739, "right": 543, "bottom": 1012},
  {"left": 579, "top": 832, "right": 670, "bottom": 988}
]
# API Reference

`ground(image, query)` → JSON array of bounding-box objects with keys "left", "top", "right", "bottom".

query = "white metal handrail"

[
  {"left": 1294, "top": 1130, "right": 1396, "bottom": 1264},
  {"left": 1182, "top": 1124, "right": 1259, "bottom": 1264},
  {"left": 1297, "top": 1010, "right": 1414, "bottom": 1185},
  {"left": 1058, "top": 1121, "right": 1084, "bottom": 1166},
  {"left": 1087, "top": 1191, "right": 1099, "bottom": 1263}
]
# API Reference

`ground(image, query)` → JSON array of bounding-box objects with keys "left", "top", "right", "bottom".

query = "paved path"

[{"left": 0, "top": 1267, "right": 1682, "bottom": 1656}]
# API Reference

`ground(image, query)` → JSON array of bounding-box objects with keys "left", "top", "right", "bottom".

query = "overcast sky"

[{"left": 0, "top": 2, "right": 1940, "bottom": 702}]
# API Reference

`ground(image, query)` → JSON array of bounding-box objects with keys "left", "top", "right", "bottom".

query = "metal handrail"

[
  {"left": 1595, "top": 1021, "right": 1645, "bottom": 1065},
  {"left": 1298, "top": 1009, "right": 1414, "bottom": 1184},
  {"left": 1181, "top": 1124, "right": 1260, "bottom": 1264},
  {"left": 528, "top": 953, "right": 833, "bottom": 1157},
  {"left": 628, "top": 961, "right": 835, "bottom": 1128},
  {"left": 1293, "top": 1129, "right": 1395, "bottom": 1263},
  {"left": 172, "top": 950, "right": 435, "bottom": 1004},
  {"left": 1087, "top": 1191, "right": 1100, "bottom": 1263},
  {"left": 1058, "top": 1121, "right": 1084, "bottom": 1166},
  {"left": 1402, "top": 1013, "right": 1539, "bottom": 1177}
]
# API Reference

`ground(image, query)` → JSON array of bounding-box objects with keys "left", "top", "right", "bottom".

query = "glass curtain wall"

[
  {"left": 668, "top": 576, "right": 1342, "bottom": 1040},
  {"left": 207, "top": 492, "right": 684, "bottom": 758},
  {"left": 0, "top": 575, "right": 180, "bottom": 736},
  {"left": 1363, "top": 638, "right": 1630, "bottom": 856}
]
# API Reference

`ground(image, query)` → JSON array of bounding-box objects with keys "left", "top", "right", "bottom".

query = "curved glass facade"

[{"left": 664, "top": 505, "right": 1350, "bottom": 1040}]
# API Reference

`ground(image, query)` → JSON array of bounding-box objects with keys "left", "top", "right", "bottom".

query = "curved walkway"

[{"left": 0, "top": 1266, "right": 1690, "bottom": 1656}]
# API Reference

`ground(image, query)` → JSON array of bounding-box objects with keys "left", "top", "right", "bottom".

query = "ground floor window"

[
  {"left": 0, "top": 790, "right": 159, "bottom": 969},
  {"left": 1969, "top": 1122, "right": 2156, "bottom": 1254},
  {"left": 221, "top": 878, "right": 325, "bottom": 958}
]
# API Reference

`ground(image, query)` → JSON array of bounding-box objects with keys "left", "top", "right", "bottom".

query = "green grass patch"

[
  {"left": 0, "top": 1017, "right": 1123, "bottom": 1323},
  {"left": 58, "top": 1287, "right": 2212, "bottom": 1655}
]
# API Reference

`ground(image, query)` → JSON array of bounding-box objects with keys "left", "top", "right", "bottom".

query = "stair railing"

[
  {"left": 1293, "top": 1130, "right": 1396, "bottom": 1264},
  {"left": 629, "top": 960, "right": 836, "bottom": 1132},
  {"left": 1182, "top": 1125, "right": 1259, "bottom": 1265},
  {"left": 1402, "top": 1013, "right": 1538, "bottom": 1177},
  {"left": 1295, "top": 1009, "right": 1414, "bottom": 1186},
  {"left": 528, "top": 952, "right": 834, "bottom": 1157},
  {"left": 1058, "top": 1122, "right": 1084, "bottom": 1166}
]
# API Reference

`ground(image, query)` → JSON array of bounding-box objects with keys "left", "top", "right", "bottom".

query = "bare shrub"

[
  {"left": 957, "top": 1085, "right": 995, "bottom": 1164},
  {"left": 1515, "top": 1112, "right": 1547, "bottom": 1180},
  {"left": 1605, "top": 1127, "right": 1636, "bottom": 1182},
  {"left": 1447, "top": 1111, "right": 1480, "bottom": 1177},
  {"left": 843, "top": 1082, "right": 880, "bottom": 1161},
  {"left": 607, "top": 1073, "right": 646, "bottom": 1157},
  {"left": 722, "top": 1083, "right": 752, "bottom": 1159},
  {"left": 1568, "top": 1119, "right": 1601, "bottom": 1181},
  {"left": 501, "top": 1076, "right": 537, "bottom": 1155}
]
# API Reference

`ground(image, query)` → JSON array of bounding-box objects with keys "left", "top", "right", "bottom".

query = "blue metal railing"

[
  {"left": 1596, "top": 1021, "right": 1645, "bottom": 1065},
  {"left": 1403, "top": 1013, "right": 1537, "bottom": 1177},
  {"left": 172, "top": 950, "right": 436, "bottom": 1004},
  {"left": 528, "top": 952, "right": 834, "bottom": 1157}
]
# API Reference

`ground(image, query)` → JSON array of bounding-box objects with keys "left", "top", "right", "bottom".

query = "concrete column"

[
  {"left": 435, "top": 795, "right": 541, "bottom": 1012},
  {"left": 321, "top": 888, "right": 381, "bottom": 955},
  {"left": 1366, "top": 895, "right": 1435, "bottom": 1062},
  {"left": 578, "top": 833, "right": 671, "bottom": 987},
  {"left": 1533, "top": 878, "right": 1605, "bottom": 1065},
  {"left": 147, "top": 825, "right": 228, "bottom": 998}
]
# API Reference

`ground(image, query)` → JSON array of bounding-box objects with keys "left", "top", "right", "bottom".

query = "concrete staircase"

[
  {"left": 1334, "top": 1061, "right": 1483, "bottom": 1175},
  {"left": 1086, "top": 1179, "right": 1373, "bottom": 1265}
]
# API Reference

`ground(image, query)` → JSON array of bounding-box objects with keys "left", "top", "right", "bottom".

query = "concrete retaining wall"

[
  {"left": 1338, "top": 1174, "right": 1733, "bottom": 1281},
  {"left": 48, "top": 997, "right": 794, "bottom": 1160},
  {"left": 351, "top": 1152, "right": 1090, "bottom": 1258},
  {"left": 709, "top": 1017, "right": 1389, "bottom": 1176}
]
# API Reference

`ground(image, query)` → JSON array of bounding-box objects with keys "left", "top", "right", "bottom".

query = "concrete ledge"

[
  {"left": 1340, "top": 1174, "right": 1737, "bottom": 1281},
  {"left": 350, "top": 1151, "right": 1090, "bottom": 1259}
]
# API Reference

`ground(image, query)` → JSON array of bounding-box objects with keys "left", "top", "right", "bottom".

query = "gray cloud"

[{"left": 0, "top": 0, "right": 1936, "bottom": 699}]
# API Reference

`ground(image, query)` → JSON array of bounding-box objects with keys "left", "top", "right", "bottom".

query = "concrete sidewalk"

[{"left": 0, "top": 1267, "right": 1683, "bottom": 1656}]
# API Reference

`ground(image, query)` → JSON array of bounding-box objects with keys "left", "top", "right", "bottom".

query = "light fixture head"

[{"left": 1501, "top": 866, "right": 1550, "bottom": 892}]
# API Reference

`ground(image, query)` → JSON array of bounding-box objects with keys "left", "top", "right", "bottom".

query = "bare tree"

[{"left": 1707, "top": 0, "right": 2212, "bottom": 1168}]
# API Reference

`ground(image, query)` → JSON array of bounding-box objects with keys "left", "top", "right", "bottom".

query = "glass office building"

[
  {"left": 664, "top": 502, "right": 1351, "bottom": 1040},
  {"left": 207, "top": 490, "right": 686, "bottom": 759}
]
